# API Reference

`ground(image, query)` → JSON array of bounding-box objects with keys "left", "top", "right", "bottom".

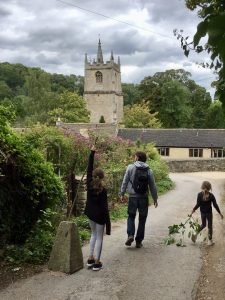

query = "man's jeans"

[{"left": 127, "top": 196, "right": 148, "bottom": 242}]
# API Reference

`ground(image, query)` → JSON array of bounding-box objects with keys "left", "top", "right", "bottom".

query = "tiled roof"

[{"left": 117, "top": 129, "right": 225, "bottom": 148}]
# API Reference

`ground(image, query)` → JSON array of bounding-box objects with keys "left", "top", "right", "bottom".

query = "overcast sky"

[{"left": 0, "top": 0, "right": 216, "bottom": 95}]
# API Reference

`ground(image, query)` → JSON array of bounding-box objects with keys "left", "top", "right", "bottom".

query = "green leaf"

[{"left": 193, "top": 21, "right": 208, "bottom": 47}]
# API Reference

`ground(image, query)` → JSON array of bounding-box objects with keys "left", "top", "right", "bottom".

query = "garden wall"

[
  {"left": 56, "top": 121, "right": 118, "bottom": 137},
  {"left": 166, "top": 158, "right": 225, "bottom": 173}
]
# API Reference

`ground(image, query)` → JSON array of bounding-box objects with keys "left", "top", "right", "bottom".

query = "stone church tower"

[{"left": 84, "top": 40, "right": 123, "bottom": 123}]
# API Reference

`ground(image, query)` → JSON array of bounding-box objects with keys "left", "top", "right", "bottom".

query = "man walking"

[{"left": 120, "top": 151, "right": 158, "bottom": 248}]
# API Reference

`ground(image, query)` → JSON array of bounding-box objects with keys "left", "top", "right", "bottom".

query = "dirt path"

[{"left": 0, "top": 172, "right": 224, "bottom": 300}]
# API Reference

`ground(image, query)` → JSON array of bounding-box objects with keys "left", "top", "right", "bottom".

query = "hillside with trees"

[
  {"left": 0, "top": 62, "right": 88, "bottom": 126},
  {"left": 124, "top": 69, "right": 225, "bottom": 128},
  {"left": 0, "top": 62, "right": 224, "bottom": 128}
]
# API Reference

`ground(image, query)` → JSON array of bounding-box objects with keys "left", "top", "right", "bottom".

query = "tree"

[
  {"left": 0, "top": 63, "right": 88, "bottom": 126},
  {"left": 48, "top": 91, "right": 90, "bottom": 123},
  {"left": 99, "top": 115, "right": 105, "bottom": 123},
  {"left": 123, "top": 103, "right": 161, "bottom": 128},
  {"left": 139, "top": 70, "right": 192, "bottom": 127},
  {"left": 205, "top": 100, "right": 225, "bottom": 128},
  {"left": 0, "top": 106, "right": 64, "bottom": 244},
  {"left": 175, "top": 1, "right": 225, "bottom": 105},
  {"left": 0, "top": 81, "right": 13, "bottom": 100},
  {"left": 138, "top": 69, "right": 210, "bottom": 127},
  {"left": 0, "top": 104, "right": 15, "bottom": 127},
  {"left": 51, "top": 74, "right": 84, "bottom": 95},
  {"left": 160, "top": 81, "right": 192, "bottom": 128},
  {"left": 122, "top": 83, "right": 141, "bottom": 106},
  {"left": 0, "top": 63, "right": 27, "bottom": 92},
  {"left": 186, "top": 80, "right": 212, "bottom": 127}
]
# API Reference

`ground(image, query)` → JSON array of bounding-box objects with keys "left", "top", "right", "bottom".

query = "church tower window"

[{"left": 96, "top": 71, "right": 103, "bottom": 83}]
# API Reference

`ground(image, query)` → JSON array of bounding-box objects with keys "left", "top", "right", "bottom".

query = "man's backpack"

[{"left": 132, "top": 166, "right": 149, "bottom": 194}]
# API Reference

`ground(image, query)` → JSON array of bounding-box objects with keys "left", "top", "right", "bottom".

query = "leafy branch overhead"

[{"left": 174, "top": 0, "right": 225, "bottom": 105}]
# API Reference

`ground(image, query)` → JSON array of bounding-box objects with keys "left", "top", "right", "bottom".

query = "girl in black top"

[
  {"left": 84, "top": 146, "right": 111, "bottom": 271},
  {"left": 191, "top": 181, "right": 223, "bottom": 245}
]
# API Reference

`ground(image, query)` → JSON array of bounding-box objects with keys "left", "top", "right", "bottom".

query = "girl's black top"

[
  {"left": 84, "top": 150, "right": 111, "bottom": 235},
  {"left": 193, "top": 192, "right": 221, "bottom": 214}
]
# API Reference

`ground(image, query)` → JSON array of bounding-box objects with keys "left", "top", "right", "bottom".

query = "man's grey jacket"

[{"left": 120, "top": 161, "right": 158, "bottom": 202}]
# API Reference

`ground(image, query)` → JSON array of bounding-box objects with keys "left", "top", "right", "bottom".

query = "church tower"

[{"left": 84, "top": 39, "right": 123, "bottom": 123}]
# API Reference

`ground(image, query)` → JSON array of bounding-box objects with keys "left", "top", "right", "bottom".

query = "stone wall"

[
  {"left": 75, "top": 178, "right": 87, "bottom": 215},
  {"left": 56, "top": 121, "right": 118, "bottom": 137},
  {"left": 166, "top": 158, "right": 225, "bottom": 173}
]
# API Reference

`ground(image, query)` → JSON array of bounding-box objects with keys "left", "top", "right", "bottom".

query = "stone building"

[
  {"left": 118, "top": 128, "right": 225, "bottom": 159},
  {"left": 84, "top": 39, "right": 123, "bottom": 123}
]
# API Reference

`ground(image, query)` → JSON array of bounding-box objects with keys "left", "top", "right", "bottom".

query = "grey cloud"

[
  {"left": 0, "top": 0, "right": 213, "bottom": 93},
  {"left": 143, "top": 0, "right": 198, "bottom": 25},
  {"left": 35, "top": 53, "right": 61, "bottom": 65},
  {"left": 56, "top": 0, "right": 136, "bottom": 15},
  {"left": 183, "top": 62, "right": 192, "bottom": 67},
  {"left": 0, "top": 5, "right": 11, "bottom": 17}
]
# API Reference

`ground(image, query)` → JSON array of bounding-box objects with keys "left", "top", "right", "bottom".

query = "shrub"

[
  {"left": 0, "top": 107, "right": 65, "bottom": 245},
  {"left": 5, "top": 208, "right": 64, "bottom": 264}
]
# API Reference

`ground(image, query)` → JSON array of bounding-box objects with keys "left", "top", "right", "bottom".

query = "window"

[
  {"left": 212, "top": 149, "right": 223, "bottom": 158},
  {"left": 95, "top": 71, "right": 103, "bottom": 83},
  {"left": 189, "top": 148, "right": 203, "bottom": 157},
  {"left": 158, "top": 147, "right": 170, "bottom": 156}
]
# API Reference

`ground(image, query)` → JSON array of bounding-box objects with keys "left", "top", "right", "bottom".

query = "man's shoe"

[
  {"left": 191, "top": 233, "right": 197, "bottom": 243},
  {"left": 136, "top": 241, "right": 143, "bottom": 248},
  {"left": 86, "top": 258, "right": 95, "bottom": 267},
  {"left": 92, "top": 261, "right": 103, "bottom": 271},
  {"left": 125, "top": 236, "right": 134, "bottom": 246}
]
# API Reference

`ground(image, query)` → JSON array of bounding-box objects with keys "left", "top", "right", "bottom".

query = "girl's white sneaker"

[
  {"left": 191, "top": 234, "right": 197, "bottom": 243},
  {"left": 207, "top": 239, "right": 214, "bottom": 246}
]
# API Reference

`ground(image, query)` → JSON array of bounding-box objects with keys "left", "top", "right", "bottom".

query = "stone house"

[{"left": 118, "top": 128, "right": 225, "bottom": 159}]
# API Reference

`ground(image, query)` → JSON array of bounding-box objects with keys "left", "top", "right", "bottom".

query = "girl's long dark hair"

[
  {"left": 201, "top": 181, "right": 212, "bottom": 201},
  {"left": 92, "top": 167, "right": 105, "bottom": 194}
]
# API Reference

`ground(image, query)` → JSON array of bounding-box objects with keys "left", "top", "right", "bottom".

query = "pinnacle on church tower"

[
  {"left": 97, "top": 39, "right": 104, "bottom": 63},
  {"left": 110, "top": 50, "right": 114, "bottom": 61}
]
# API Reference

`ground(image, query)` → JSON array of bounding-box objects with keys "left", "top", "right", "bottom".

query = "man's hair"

[{"left": 135, "top": 151, "right": 147, "bottom": 162}]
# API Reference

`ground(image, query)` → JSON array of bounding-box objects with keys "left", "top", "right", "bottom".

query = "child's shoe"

[
  {"left": 191, "top": 233, "right": 197, "bottom": 243},
  {"left": 86, "top": 258, "right": 95, "bottom": 267},
  {"left": 207, "top": 239, "right": 215, "bottom": 246},
  {"left": 92, "top": 261, "right": 103, "bottom": 271}
]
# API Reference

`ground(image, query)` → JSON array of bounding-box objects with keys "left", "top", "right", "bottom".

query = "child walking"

[
  {"left": 191, "top": 181, "right": 223, "bottom": 245},
  {"left": 84, "top": 146, "right": 111, "bottom": 271}
]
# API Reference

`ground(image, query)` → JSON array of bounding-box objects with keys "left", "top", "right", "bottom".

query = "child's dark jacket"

[
  {"left": 84, "top": 150, "right": 111, "bottom": 235},
  {"left": 193, "top": 192, "right": 221, "bottom": 214}
]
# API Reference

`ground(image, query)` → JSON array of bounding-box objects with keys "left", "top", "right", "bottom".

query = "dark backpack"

[{"left": 132, "top": 165, "right": 149, "bottom": 194}]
